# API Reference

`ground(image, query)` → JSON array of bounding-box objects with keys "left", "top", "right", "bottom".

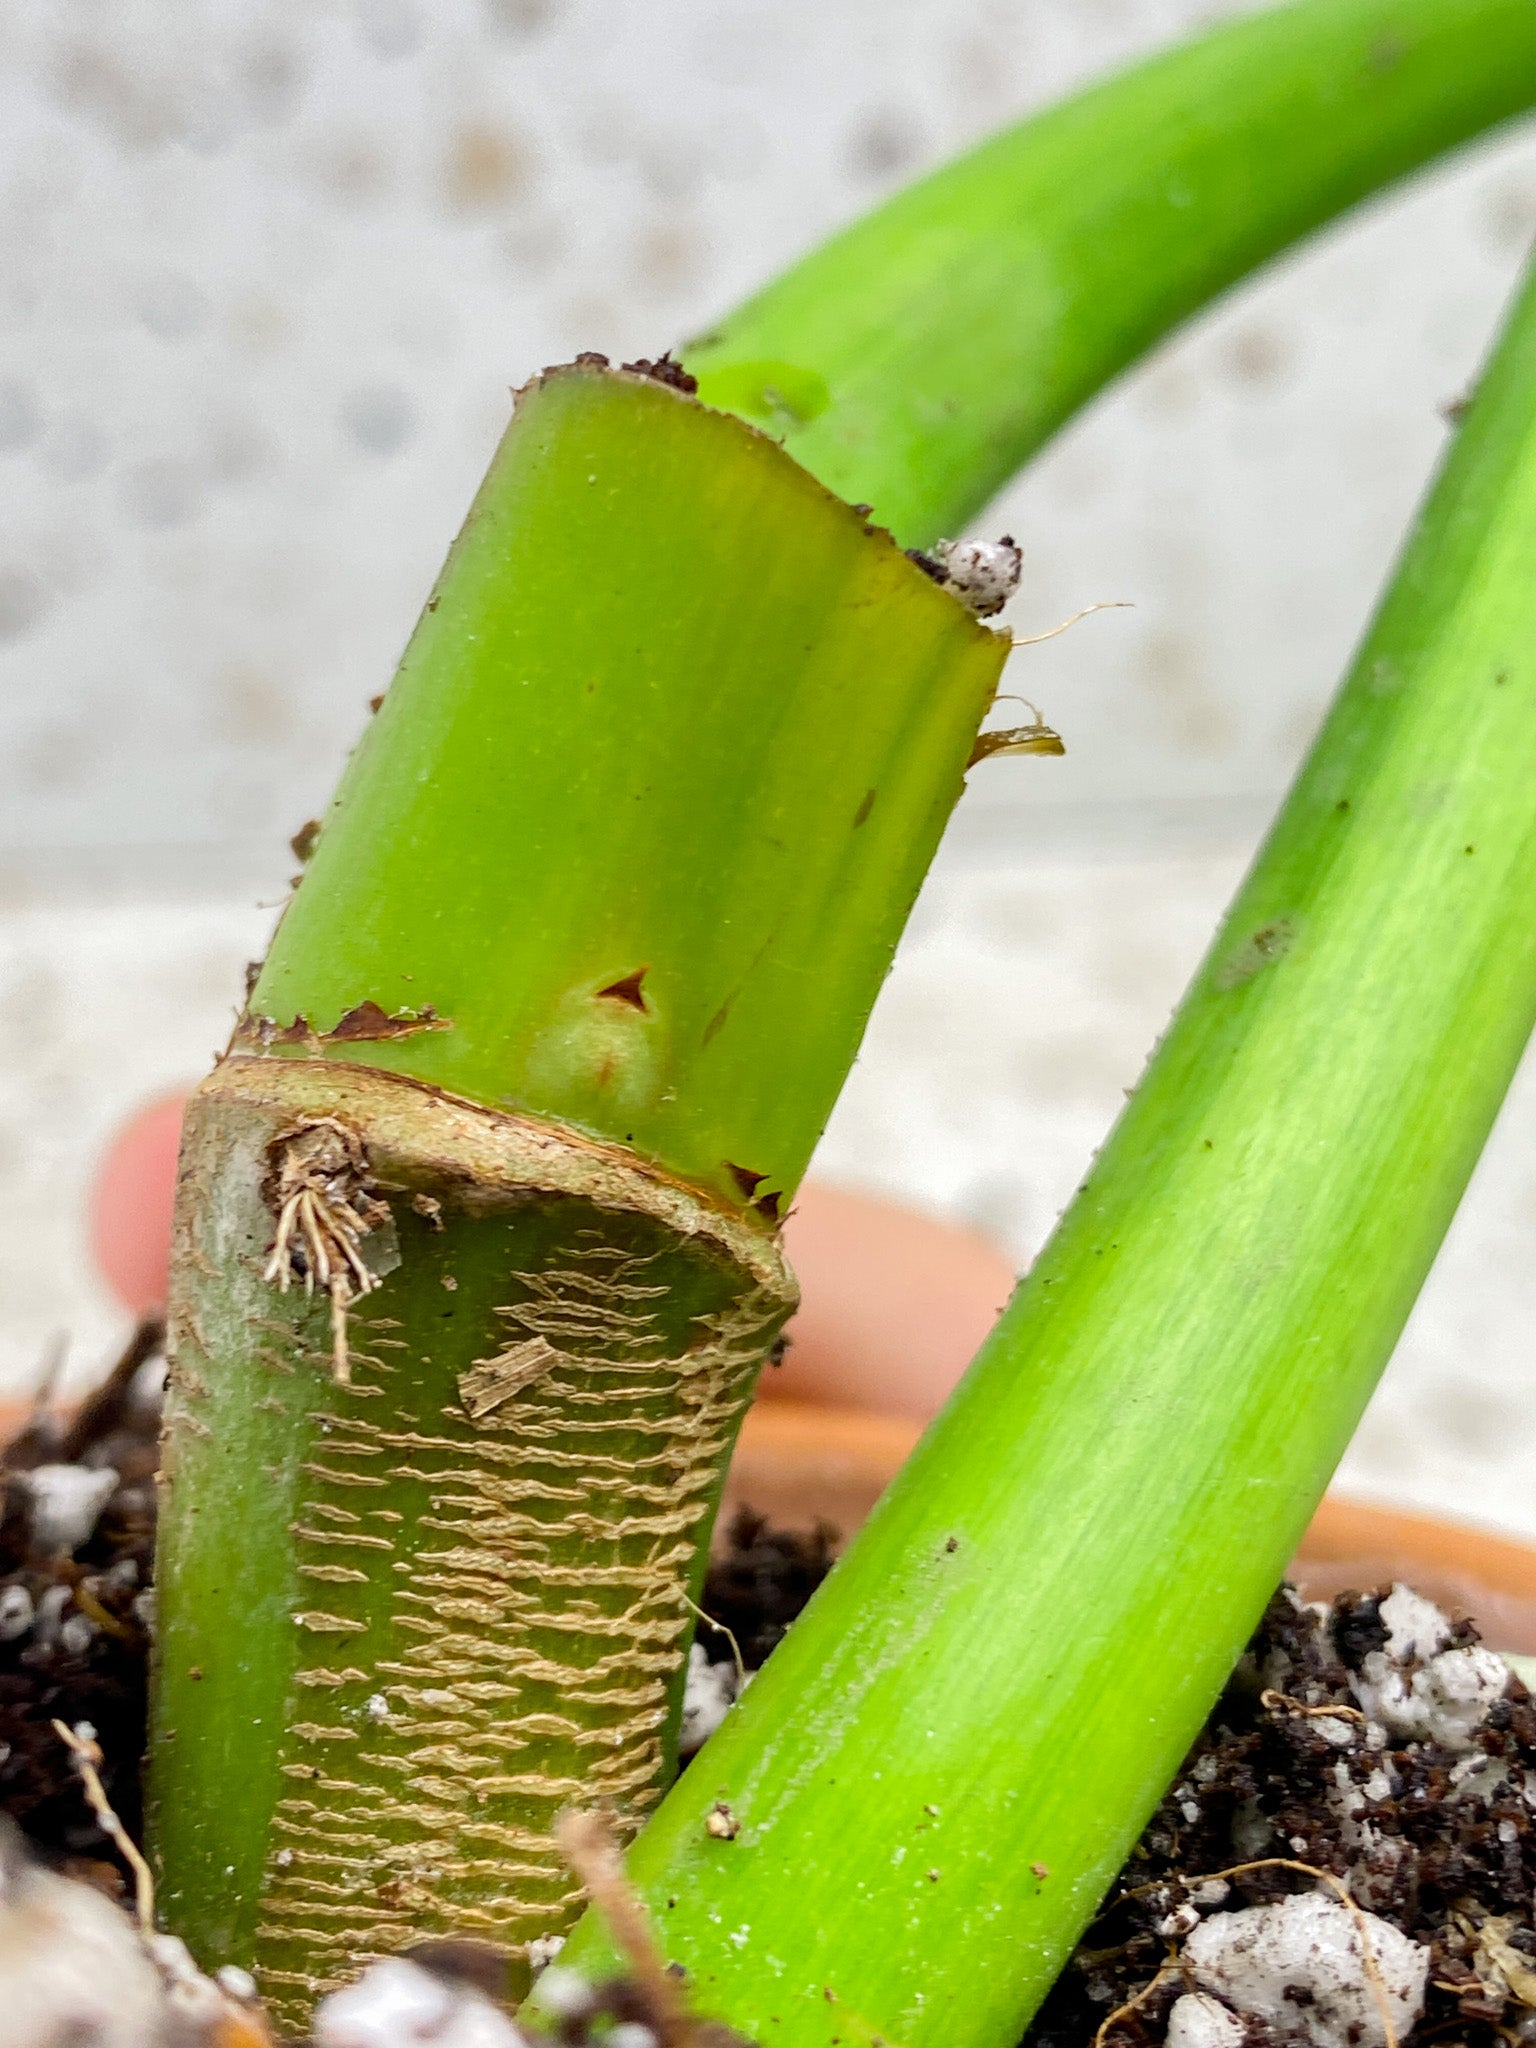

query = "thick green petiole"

[
  {"left": 689, "top": 0, "right": 1536, "bottom": 545},
  {"left": 151, "top": 367, "right": 1004, "bottom": 2030},
  {"left": 245, "top": 368, "right": 1003, "bottom": 1206},
  {"left": 542, "top": 255, "right": 1536, "bottom": 2048}
]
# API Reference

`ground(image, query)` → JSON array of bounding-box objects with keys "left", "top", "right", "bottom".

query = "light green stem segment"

[
  {"left": 540, "top": 258, "right": 1536, "bottom": 2048},
  {"left": 153, "top": 369, "right": 1003, "bottom": 2030},
  {"left": 688, "top": 0, "right": 1536, "bottom": 546},
  {"left": 250, "top": 365, "right": 1004, "bottom": 1208}
]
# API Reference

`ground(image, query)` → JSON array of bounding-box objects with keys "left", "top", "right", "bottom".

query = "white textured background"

[{"left": 2, "top": 0, "right": 1535, "bottom": 1533}]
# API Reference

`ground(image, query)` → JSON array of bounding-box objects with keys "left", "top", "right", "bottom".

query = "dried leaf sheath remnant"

[
  {"left": 154, "top": 1057, "right": 796, "bottom": 2031},
  {"left": 261, "top": 1119, "right": 392, "bottom": 1384}
]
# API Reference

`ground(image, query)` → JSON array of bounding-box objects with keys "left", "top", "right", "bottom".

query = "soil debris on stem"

[{"left": 929, "top": 535, "right": 1023, "bottom": 617}]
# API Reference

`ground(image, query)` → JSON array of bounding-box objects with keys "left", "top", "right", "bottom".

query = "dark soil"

[
  {"left": 0, "top": 1316, "right": 161, "bottom": 1893},
  {"left": 699, "top": 1505, "right": 838, "bottom": 1672},
  {"left": 1022, "top": 1587, "right": 1536, "bottom": 2048},
  {"left": 6, "top": 1348, "right": 1536, "bottom": 2048}
]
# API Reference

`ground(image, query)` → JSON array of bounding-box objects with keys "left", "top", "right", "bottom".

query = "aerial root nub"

[{"left": 262, "top": 1118, "right": 391, "bottom": 1384}]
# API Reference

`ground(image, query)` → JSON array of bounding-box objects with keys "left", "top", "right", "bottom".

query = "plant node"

[{"left": 261, "top": 1118, "right": 392, "bottom": 1384}]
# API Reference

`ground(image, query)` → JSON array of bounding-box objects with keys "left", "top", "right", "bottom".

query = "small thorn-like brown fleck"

[
  {"left": 595, "top": 968, "right": 650, "bottom": 1012},
  {"left": 324, "top": 1000, "right": 452, "bottom": 1042}
]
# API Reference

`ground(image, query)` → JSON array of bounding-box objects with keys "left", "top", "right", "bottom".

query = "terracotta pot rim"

[{"left": 735, "top": 1395, "right": 1536, "bottom": 1599}]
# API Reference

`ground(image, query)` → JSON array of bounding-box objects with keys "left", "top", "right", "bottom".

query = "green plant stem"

[
  {"left": 155, "top": 1057, "right": 797, "bottom": 2029},
  {"left": 249, "top": 366, "right": 1002, "bottom": 1206},
  {"left": 540, "top": 255, "right": 1536, "bottom": 2048},
  {"left": 151, "top": 367, "right": 1004, "bottom": 2030},
  {"left": 688, "top": 0, "right": 1536, "bottom": 546}
]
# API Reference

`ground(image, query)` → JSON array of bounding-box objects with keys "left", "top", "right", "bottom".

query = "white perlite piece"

[
  {"left": 314, "top": 1956, "right": 527, "bottom": 2048},
  {"left": 1341, "top": 1584, "right": 1510, "bottom": 1751},
  {"left": 529, "top": 1967, "right": 592, "bottom": 2021},
  {"left": 1158, "top": 1901, "right": 1201, "bottom": 1938},
  {"left": 19, "top": 1463, "right": 118, "bottom": 1554},
  {"left": 0, "top": 1584, "right": 34, "bottom": 1641},
  {"left": 931, "top": 535, "right": 1023, "bottom": 617},
  {"left": 679, "top": 1641, "right": 738, "bottom": 1757},
  {"left": 59, "top": 1613, "right": 94, "bottom": 1655},
  {"left": 1378, "top": 1583, "right": 1454, "bottom": 1663},
  {"left": 1309, "top": 1712, "right": 1359, "bottom": 1751},
  {"left": 1184, "top": 1891, "right": 1429, "bottom": 2048},
  {"left": 32, "top": 1584, "right": 71, "bottom": 1650},
  {"left": 0, "top": 1827, "right": 164, "bottom": 2048},
  {"left": 607, "top": 2026, "right": 659, "bottom": 2048},
  {"left": 145, "top": 1931, "right": 235, "bottom": 2036},
  {"left": 1165, "top": 1992, "right": 1247, "bottom": 2048}
]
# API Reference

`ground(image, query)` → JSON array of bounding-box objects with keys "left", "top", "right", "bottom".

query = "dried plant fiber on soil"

[{"left": 6, "top": 1348, "right": 1536, "bottom": 2048}]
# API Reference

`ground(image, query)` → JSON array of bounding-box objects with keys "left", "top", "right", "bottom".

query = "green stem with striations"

[
  {"left": 543, "top": 252, "right": 1536, "bottom": 2048},
  {"left": 151, "top": 364, "right": 1005, "bottom": 2030},
  {"left": 244, "top": 366, "right": 1004, "bottom": 1204},
  {"left": 157, "top": 1059, "right": 795, "bottom": 2014}
]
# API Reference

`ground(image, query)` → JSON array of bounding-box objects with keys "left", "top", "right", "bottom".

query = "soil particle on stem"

[
  {"left": 902, "top": 535, "right": 1023, "bottom": 616},
  {"left": 620, "top": 353, "right": 699, "bottom": 396},
  {"left": 705, "top": 1802, "right": 740, "bottom": 1841},
  {"left": 929, "top": 535, "right": 1023, "bottom": 617}
]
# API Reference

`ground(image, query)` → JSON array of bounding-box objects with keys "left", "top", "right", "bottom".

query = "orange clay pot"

[{"left": 725, "top": 1396, "right": 1536, "bottom": 1655}]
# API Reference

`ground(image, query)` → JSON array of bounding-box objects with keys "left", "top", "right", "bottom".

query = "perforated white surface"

[{"left": 3, "top": 0, "right": 1536, "bottom": 855}]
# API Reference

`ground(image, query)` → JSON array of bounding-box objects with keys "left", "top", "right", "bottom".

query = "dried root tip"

[
  {"left": 557, "top": 1810, "right": 686, "bottom": 2038},
  {"left": 52, "top": 1717, "right": 156, "bottom": 1933},
  {"left": 261, "top": 1118, "right": 391, "bottom": 1384},
  {"left": 931, "top": 534, "right": 1023, "bottom": 617}
]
